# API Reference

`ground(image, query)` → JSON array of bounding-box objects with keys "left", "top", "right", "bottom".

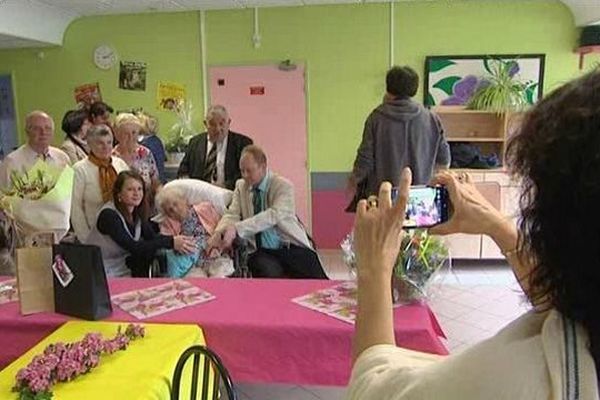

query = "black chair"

[{"left": 171, "top": 345, "right": 237, "bottom": 400}]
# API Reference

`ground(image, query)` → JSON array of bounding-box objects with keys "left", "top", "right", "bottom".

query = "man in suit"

[
  {"left": 177, "top": 105, "right": 253, "bottom": 190},
  {"left": 208, "top": 145, "right": 328, "bottom": 279}
]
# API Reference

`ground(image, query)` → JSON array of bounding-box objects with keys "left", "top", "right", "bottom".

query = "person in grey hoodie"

[{"left": 346, "top": 66, "right": 450, "bottom": 211}]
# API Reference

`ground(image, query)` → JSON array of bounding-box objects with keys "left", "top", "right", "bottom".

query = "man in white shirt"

[
  {"left": 177, "top": 105, "right": 253, "bottom": 190},
  {"left": 0, "top": 110, "right": 70, "bottom": 189}
]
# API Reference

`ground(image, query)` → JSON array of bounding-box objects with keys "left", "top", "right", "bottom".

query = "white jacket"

[{"left": 347, "top": 310, "right": 599, "bottom": 400}]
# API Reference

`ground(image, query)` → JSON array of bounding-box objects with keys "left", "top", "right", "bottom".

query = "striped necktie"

[{"left": 203, "top": 142, "right": 217, "bottom": 182}]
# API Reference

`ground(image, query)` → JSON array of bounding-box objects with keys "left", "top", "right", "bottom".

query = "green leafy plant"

[
  {"left": 467, "top": 59, "right": 528, "bottom": 114},
  {"left": 165, "top": 100, "right": 194, "bottom": 153}
]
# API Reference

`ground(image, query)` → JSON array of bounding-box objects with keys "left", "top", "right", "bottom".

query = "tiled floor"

[{"left": 234, "top": 251, "right": 531, "bottom": 400}]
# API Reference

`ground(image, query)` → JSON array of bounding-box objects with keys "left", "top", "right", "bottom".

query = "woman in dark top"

[
  {"left": 138, "top": 112, "right": 167, "bottom": 183},
  {"left": 60, "top": 109, "right": 90, "bottom": 164},
  {"left": 86, "top": 170, "right": 195, "bottom": 277}
]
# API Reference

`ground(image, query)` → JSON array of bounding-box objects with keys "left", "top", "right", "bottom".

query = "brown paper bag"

[{"left": 16, "top": 233, "right": 55, "bottom": 315}]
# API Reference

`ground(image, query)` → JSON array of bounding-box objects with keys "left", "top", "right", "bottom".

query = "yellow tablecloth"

[{"left": 0, "top": 321, "right": 205, "bottom": 400}]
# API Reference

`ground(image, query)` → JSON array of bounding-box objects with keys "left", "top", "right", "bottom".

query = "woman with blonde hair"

[{"left": 113, "top": 113, "right": 160, "bottom": 209}]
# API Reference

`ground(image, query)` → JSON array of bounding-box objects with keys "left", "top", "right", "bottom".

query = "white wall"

[{"left": 0, "top": 0, "right": 76, "bottom": 47}]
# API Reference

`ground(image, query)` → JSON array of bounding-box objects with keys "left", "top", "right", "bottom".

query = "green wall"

[
  {"left": 0, "top": 0, "right": 580, "bottom": 173},
  {"left": 0, "top": 12, "right": 203, "bottom": 146}
]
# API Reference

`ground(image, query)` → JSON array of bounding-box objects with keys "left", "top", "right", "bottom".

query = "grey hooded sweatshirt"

[{"left": 350, "top": 98, "right": 450, "bottom": 202}]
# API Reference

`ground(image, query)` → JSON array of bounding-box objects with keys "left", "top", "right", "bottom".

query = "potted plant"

[
  {"left": 165, "top": 100, "right": 194, "bottom": 164},
  {"left": 467, "top": 58, "right": 530, "bottom": 114}
]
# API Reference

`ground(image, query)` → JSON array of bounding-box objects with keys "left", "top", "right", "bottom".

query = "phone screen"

[{"left": 392, "top": 186, "right": 449, "bottom": 229}]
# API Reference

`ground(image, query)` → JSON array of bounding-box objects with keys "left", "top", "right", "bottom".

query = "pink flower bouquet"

[{"left": 12, "top": 324, "right": 145, "bottom": 400}]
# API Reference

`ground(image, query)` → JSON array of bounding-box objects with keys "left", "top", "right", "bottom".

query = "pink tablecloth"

[{"left": 0, "top": 278, "right": 447, "bottom": 386}]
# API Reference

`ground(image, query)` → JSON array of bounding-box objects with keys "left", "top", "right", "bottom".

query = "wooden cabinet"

[
  {"left": 433, "top": 106, "right": 521, "bottom": 259},
  {"left": 434, "top": 105, "right": 515, "bottom": 163},
  {"left": 441, "top": 170, "right": 520, "bottom": 259}
]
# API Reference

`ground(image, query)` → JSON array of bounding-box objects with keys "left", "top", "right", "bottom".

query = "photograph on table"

[
  {"left": 111, "top": 280, "right": 215, "bottom": 319},
  {"left": 292, "top": 282, "right": 359, "bottom": 324}
]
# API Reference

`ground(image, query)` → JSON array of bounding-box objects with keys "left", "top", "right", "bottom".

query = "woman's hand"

[
  {"left": 173, "top": 235, "right": 197, "bottom": 254},
  {"left": 429, "top": 171, "right": 506, "bottom": 237},
  {"left": 351, "top": 169, "right": 411, "bottom": 363},
  {"left": 353, "top": 168, "right": 412, "bottom": 280}
]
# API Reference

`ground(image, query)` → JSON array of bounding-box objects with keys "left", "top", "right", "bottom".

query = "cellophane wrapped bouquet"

[
  {"left": 0, "top": 160, "right": 74, "bottom": 242},
  {"left": 341, "top": 229, "right": 451, "bottom": 304}
]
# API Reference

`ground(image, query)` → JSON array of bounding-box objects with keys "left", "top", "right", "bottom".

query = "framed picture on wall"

[{"left": 423, "top": 54, "right": 546, "bottom": 107}]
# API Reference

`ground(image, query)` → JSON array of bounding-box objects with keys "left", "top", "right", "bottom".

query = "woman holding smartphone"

[{"left": 347, "top": 71, "right": 600, "bottom": 399}]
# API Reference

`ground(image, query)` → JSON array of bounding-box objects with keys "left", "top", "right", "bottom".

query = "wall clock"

[{"left": 93, "top": 45, "right": 117, "bottom": 70}]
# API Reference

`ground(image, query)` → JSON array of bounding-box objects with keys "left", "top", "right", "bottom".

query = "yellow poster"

[{"left": 157, "top": 82, "right": 186, "bottom": 111}]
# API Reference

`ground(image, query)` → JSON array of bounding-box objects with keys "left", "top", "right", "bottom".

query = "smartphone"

[{"left": 392, "top": 185, "right": 450, "bottom": 229}]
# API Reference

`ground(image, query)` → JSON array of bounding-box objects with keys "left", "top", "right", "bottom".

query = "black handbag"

[{"left": 52, "top": 242, "right": 112, "bottom": 320}]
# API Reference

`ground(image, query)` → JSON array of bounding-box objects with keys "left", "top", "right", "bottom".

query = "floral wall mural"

[{"left": 423, "top": 54, "right": 545, "bottom": 107}]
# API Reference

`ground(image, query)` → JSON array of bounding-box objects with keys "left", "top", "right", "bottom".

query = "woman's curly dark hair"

[{"left": 506, "top": 70, "right": 600, "bottom": 375}]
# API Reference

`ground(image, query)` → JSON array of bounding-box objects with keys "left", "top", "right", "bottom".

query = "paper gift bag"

[
  {"left": 16, "top": 246, "right": 54, "bottom": 315},
  {"left": 52, "top": 242, "right": 112, "bottom": 320}
]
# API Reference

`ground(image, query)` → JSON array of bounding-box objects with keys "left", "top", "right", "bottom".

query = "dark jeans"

[{"left": 248, "top": 244, "right": 328, "bottom": 279}]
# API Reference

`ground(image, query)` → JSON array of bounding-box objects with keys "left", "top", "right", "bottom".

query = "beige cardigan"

[
  {"left": 347, "top": 310, "right": 599, "bottom": 400},
  {"left": 60, "top": 137, "right": 88, "bottom": 165},
  {"left": 215, "top": 173, "right": 313, "bottom": 251}
]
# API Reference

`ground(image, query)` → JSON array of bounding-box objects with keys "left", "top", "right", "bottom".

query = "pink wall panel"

[
  {"left": 311, "top": 191, "right": 355, "bottom": 249},
  {"left": 209, "top": 65, "right": 309, "bottom": 226}
]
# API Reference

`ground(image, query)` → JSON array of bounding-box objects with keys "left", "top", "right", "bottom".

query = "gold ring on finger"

[{"left": 367, "top": 196, "right": 378, "bottom": 210}]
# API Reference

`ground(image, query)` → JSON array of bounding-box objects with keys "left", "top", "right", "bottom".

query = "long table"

[{"left": 0, "top": 278, "right": 447, "bottom": 386}]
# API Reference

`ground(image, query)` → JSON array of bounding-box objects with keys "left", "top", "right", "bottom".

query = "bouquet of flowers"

[
  {"left": 341, "top": 229, "right": 450, "bottom": 304},
  {"left": 0, "top": 160, "right": 74, "bottom": 241},
  {"left": 392, "top": 230, "right": 450, "bottom": 304},
  {"left": 5, "top": 169, "right": 58, "bottom": 200},
  {"left": 12, "top": 324, "right": 145, "bottom": 400}
]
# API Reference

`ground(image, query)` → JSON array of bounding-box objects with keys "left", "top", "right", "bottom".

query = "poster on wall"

[
  {"left": 74, "top": 82, "right": 102, "bottom": 108},
  {"left": 423, "top": 54, "right": 546, "bottom": 107},
  {"left": 119, "top": 61, "right": 147, "bottom": 91},
  {"left": 156, "top": 82, "right": 186, "bottom": 111}
]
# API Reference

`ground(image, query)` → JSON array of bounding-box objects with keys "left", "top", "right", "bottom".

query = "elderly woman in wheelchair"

[{"left": 155, "top": 181, "right": 235, "bottom": 278}]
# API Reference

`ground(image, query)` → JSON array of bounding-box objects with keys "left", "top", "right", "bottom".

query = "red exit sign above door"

[{"left": 250, "top": 86, "right": 265, "bottom": 95}]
